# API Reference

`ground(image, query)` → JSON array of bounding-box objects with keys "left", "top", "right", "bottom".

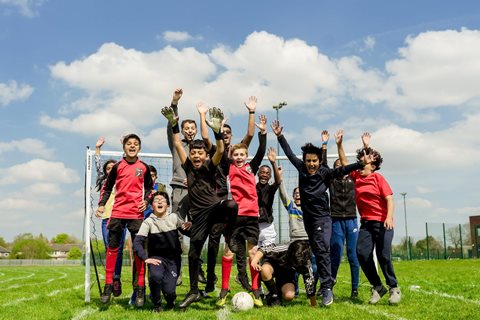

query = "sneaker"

[
  {"left": 216, "top": 288, "right": 230, "bottom": 307},
  {"left": 179, "top": 291, "right": 200, "bottom": 309},
  {"left": 388, "top": 287, "right": 401, "bottom": 305},
  {"left": 112, "top": 278, "right": 122, "bottom": 297},
  {"left": 198, "top": 267, "right": 207, "bottom": 284},
  {"left": 135, "top": 286, "right": 146, "bottom": 308},
  {"left": 350, "top": 289, "right": 359, "bottom": 299},
  {"left": 153, "top": 305, "right": 163, "bottom": 313},
  {"left": 251, "top": 289, "right": 264, "bottom": 307},
  {"left": 128, "top": 291, "right": 136, "bottom": 306},
  {"left": 165, "top": 301, "right": 175, "bottom": 310},
  {"left": 316, "top": 288, "right": 324, "bottom": 298},
  {"left": 321, "top": 289, "right": 334, "bottom": 306},
  {"left": 369, "top": 285, "right": 388, "bottom": 304},
  {"left": 100, "top": 284, "right": 113, "bottom": 304},
  {"left": 176, "top": 274, "right": 183, "bottom": 286},
  {"left": 266, "top": 293, "right": 281, "bottom": 306}
]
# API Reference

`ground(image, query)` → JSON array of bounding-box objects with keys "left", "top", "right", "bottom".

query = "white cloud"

[
  {"left": 160, "top": 31, "right": 202, "bottom": 42},
  {"left": 0, "top": 138, "right": 54, "bottom": 158},
  {"left": 0, "top": 80, "right": 34, "bottom": 106},
  {"left": 0, "top": 159, "right": 80, "bottom": 185},
  {"left": 362, "top": 36, "right": 376, "bottom": 51},
  {"left": 142, "top": 127, "right": 169, "bottom": 150},
  {"left": 408, "top": 197, "right": 433, "bottom": 209},
  {"left": 24, "top": 182, "right": 61, "bottom": 195},
  {"left": 0, "top": 0, "right": 45, "bottom": 17}
]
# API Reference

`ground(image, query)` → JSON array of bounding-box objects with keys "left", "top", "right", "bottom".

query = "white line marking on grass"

[
  {"left": 71, "top": 307, "right": 98, "bottom": 320},
  {"left": 216, "top": 307, "right": 231, "bottom": 320},
  {"left": 409, "top": 286, "right": 480, "bottom": 305},
  {"left": 0, "top": 271, "right": 67, "bottom": 291},
  {"left": 352, "top": 304, "right": 410, "bottom": 320},
  {"left": 0, "top": 272, "right": 35, "bottom": 284},
  {"left": 47, "top": 284, "right": 83, "bottom": 297},
  {"left": 1, "top": 295, "right": 39, "bottom": 307}
]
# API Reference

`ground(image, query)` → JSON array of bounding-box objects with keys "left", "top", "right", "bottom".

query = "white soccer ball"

[{"left": 231, "top": 291, "right": 254, "bottom": 312}]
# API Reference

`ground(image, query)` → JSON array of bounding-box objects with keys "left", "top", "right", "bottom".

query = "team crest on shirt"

[
  {"left": 135, "top": 168, "right": 143, "bottom": 177},
  {"left": 245, "top": 166, "right": 252, "bottom": 174}
]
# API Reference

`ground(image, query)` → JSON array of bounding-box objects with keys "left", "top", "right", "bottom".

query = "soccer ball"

[{"left": 231, "top": 291, "right": 254, "bottom": 311}]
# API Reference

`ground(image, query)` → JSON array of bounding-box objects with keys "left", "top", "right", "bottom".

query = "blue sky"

[{"left": 1, "top": 0, "right": 479, "bottom": 243}]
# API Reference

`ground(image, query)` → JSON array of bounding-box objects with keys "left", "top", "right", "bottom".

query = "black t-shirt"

[
  {"left": 209, "top": 145, "right": 230, "bottom": 197},
  {"left": 182, "top": 158, "right": 220, "bottom": 215},
  {"left": 257, "top": 182, "right": 279, "bottom": 224}
]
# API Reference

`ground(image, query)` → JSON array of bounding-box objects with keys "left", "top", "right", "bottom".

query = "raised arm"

[
  {"left": 206, "top": 107, "right": 226, "bottom": 166},
  {"left": 162, "top": 106, "right": 187, "bottom": 164},
  {"left": 250, "top": 115, "right": 267, "bottom": 173},
  {"left": 321, "top": 130, "right": 329, "bottom": 167},
  {"left": 271, "top": 120, "right": 303, "bottom": 171},
  {"left": 362, "top": 132, "right": 371, "bottom": 149},
  {"left": 335, "top": 129, "right": 349, "bottom": 166},
  {"left": 267, "top": 147, "right": 282, "bottom": 185},
  {"left": 166, "top": 88, "right": 183, "bottom": 153},
  {"left": 196, "top": 101, "right": 213, "bottom": 151},
  {"left": 241, "top": 96, "right": 257, "bottom": 147}
]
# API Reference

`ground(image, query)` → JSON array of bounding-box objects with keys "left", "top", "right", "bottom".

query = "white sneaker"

[{"left": 388, "top": 287, "right": 401, "bottom": 305}]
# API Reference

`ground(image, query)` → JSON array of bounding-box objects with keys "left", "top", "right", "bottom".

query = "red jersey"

[
  {"left": 229, "top": 163, "right": 259, "bottom": 217},
  {"left": 99, "top": 158, "right": 153, "bottom": 220},
  {"left": 350, "top": 171, "right": 392, "bottom": 223}
]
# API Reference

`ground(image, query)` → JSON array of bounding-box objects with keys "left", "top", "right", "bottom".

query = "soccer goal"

[{"left": 83, "top": 146, "right": 356, "bottom": 302}]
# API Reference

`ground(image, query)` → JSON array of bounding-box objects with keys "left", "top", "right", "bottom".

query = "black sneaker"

[
  {"left": 165, "top": 301, "right": 175, "bottom": 310},
  {"left": 350, "top": 289, "right": 359, "bottom": 299},
  {"left": 153, "top": 305, "right": 163, "bottom": 313},
  {"left": 100, "top": 284, "right": 113, "bottom": 304},
  {"left": 179, "top": 291, "right": 200, "bottom": 309},
  {"left": 135, "top": 286, "right": 146, "bottom": 308},
  {"left": 112, "top": 278, "right": 122, "bottom": 297},
  {"left": 266, "top": 293, "right": 281, "bottom": 306}
]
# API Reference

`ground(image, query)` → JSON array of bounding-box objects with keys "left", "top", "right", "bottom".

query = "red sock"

[
  {"left": 221, "top": 256, "right": 233, "bottom": 290},
  {"left": 105, "top": 247, "right": 119, "bottom": 285},
  {"left": 249, "top": 259, "right": 260, "bottom": 291},
  {"left": 134, "top": 254, "right": 145, "bottom": 287}
]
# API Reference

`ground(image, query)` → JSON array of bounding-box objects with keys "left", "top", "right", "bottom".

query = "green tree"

[
  {"left": 67, "top": 247, "right": 82, "bottom": 260},
  {"left": 0, "top": 236, "right": 7, "bottom": 248},
  {"left": 52, "top": 233, "right": 80, "bottom": 244},
  {"left": 10, "top": 233, "right": 51, "bottom": 259}
]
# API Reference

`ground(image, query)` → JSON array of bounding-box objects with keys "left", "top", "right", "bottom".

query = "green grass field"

[{"left": 0, "top": 259, "right": 478, "bottom": 320}]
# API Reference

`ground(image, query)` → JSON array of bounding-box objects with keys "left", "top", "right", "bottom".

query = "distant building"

[
  {"left": 0, "top": 246, "right": 10, "bottom": 258},
  {"left": 50, "top": 244, "right": 82, "bottom": 260},
  {"left": 469, "top": 215, "right": 480, "bottom": 258}
]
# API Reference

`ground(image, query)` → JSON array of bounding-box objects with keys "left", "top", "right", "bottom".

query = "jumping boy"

[
  {"left": 271, "top": 120, "right": 374, "bottom": 307},
  {"left": 97, "top": 134, "right": 153, "bottom": 307},
  {"left": 216, "top": 114, "right": 267, "bottom": 308},
  {"left": 161, "top": 105, "right": 238, "bottom": 309},
  {"left": 197, "top": 97, "right": 257, "bottom": 293},
  {"left": 336, "top": 130, "right": 401, "bottom": 305},
  {"left": 133, "top": 191, "right": 192, "bottom": 312}
]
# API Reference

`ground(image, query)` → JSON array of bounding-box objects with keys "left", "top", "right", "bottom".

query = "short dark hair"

[
  {"left": 103, "top": 159, "right": 116, "bottom": 175},
  {"left": 149, "top": 165, "right": 157, "bottom": 175},
  {"left": 181, "top": 119, "right": 197, "bottom": 129},
  {"left": 122, "top": 133, "right": 141, "bottom": 147},
  {"left": 149, "top": 191, "right": 170, "bottom": 205},
  {"left": 301, "top": 143, "right": 322, "bottom": 162},
  {"left": 189, "top": 139, "right": 207, "bottom": 151},
  {"left": 287, "top": 240, "right": 312, "bottom": 272},
  {"left": 356, "top": 147, "right": 383, "bottom": 171},
  {"left": 223, "top": 124, "right": 232, "bottom": 132},
  {"left": 258, "top": 165, "right": 271, "bottom": 173},
  {"left": 292, "top": 187, "right": 299, "bottom": 197}
]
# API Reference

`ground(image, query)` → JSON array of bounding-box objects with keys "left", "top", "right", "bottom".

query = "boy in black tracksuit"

[{"left": 271, "top": 120, "right": 372, "bottom": 306}]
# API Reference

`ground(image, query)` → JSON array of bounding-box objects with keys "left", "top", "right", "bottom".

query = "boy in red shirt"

[
  {"left": 216, "top": 115, "right": 267, "bottom": 308},
  {"left": 336, "top": 130, "right": 401, "bottom": 305},
  {"left": 97, "top": 134, "right": 153, "bottom": 307}
]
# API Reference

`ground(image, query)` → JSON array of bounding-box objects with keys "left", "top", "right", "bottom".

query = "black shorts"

[
  {"left": 228, "top": 216, "right": 259, "bottom": 253},
  {"left": 263, "top": 260, "right": 296, "bottom": 290},
  {"left": 107, "top": 218, "right": 143, "bottom": 248}
]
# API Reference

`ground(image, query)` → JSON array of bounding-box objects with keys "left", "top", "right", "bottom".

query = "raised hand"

[
  {"left": 362, "top": 132, "right": 371, "bottom": 148},
  {"left": 161, "top": 106, "right": 178, "bottom": 126},
  {"left": 255, "top": 114, "right": 267, "bottom": 134},
  {"left": 196, "top": 101, "right": 209, "bottom": 115},
  {"left": 362, "top": 149, "right": 376, "bottom": 165},
  {"left": 145, "top": 258, "right": 162, "bottom": 266},
  {"left": 206, "top": 107, "right": 225, "bottom": 133},
  {"left": 335, "top": 129, "right": 344, "bottom": 145},
  {"left": 244, "top": 96, "right": 257, "bottom": 112},
  {"left": 96, "top": 137, "right": 105, "bottom": 148},
  {"left": 172, "top": 88, "right": 183, "bottom": 104},
  {"left": 321, "top": 130, "right": 329, "bottom": 144},
  {"left": 267, "top": 147, "right": 277, "bottom": 163},
  {"left": 270, "top": 120, "right": 283, "bottom": 137}
]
